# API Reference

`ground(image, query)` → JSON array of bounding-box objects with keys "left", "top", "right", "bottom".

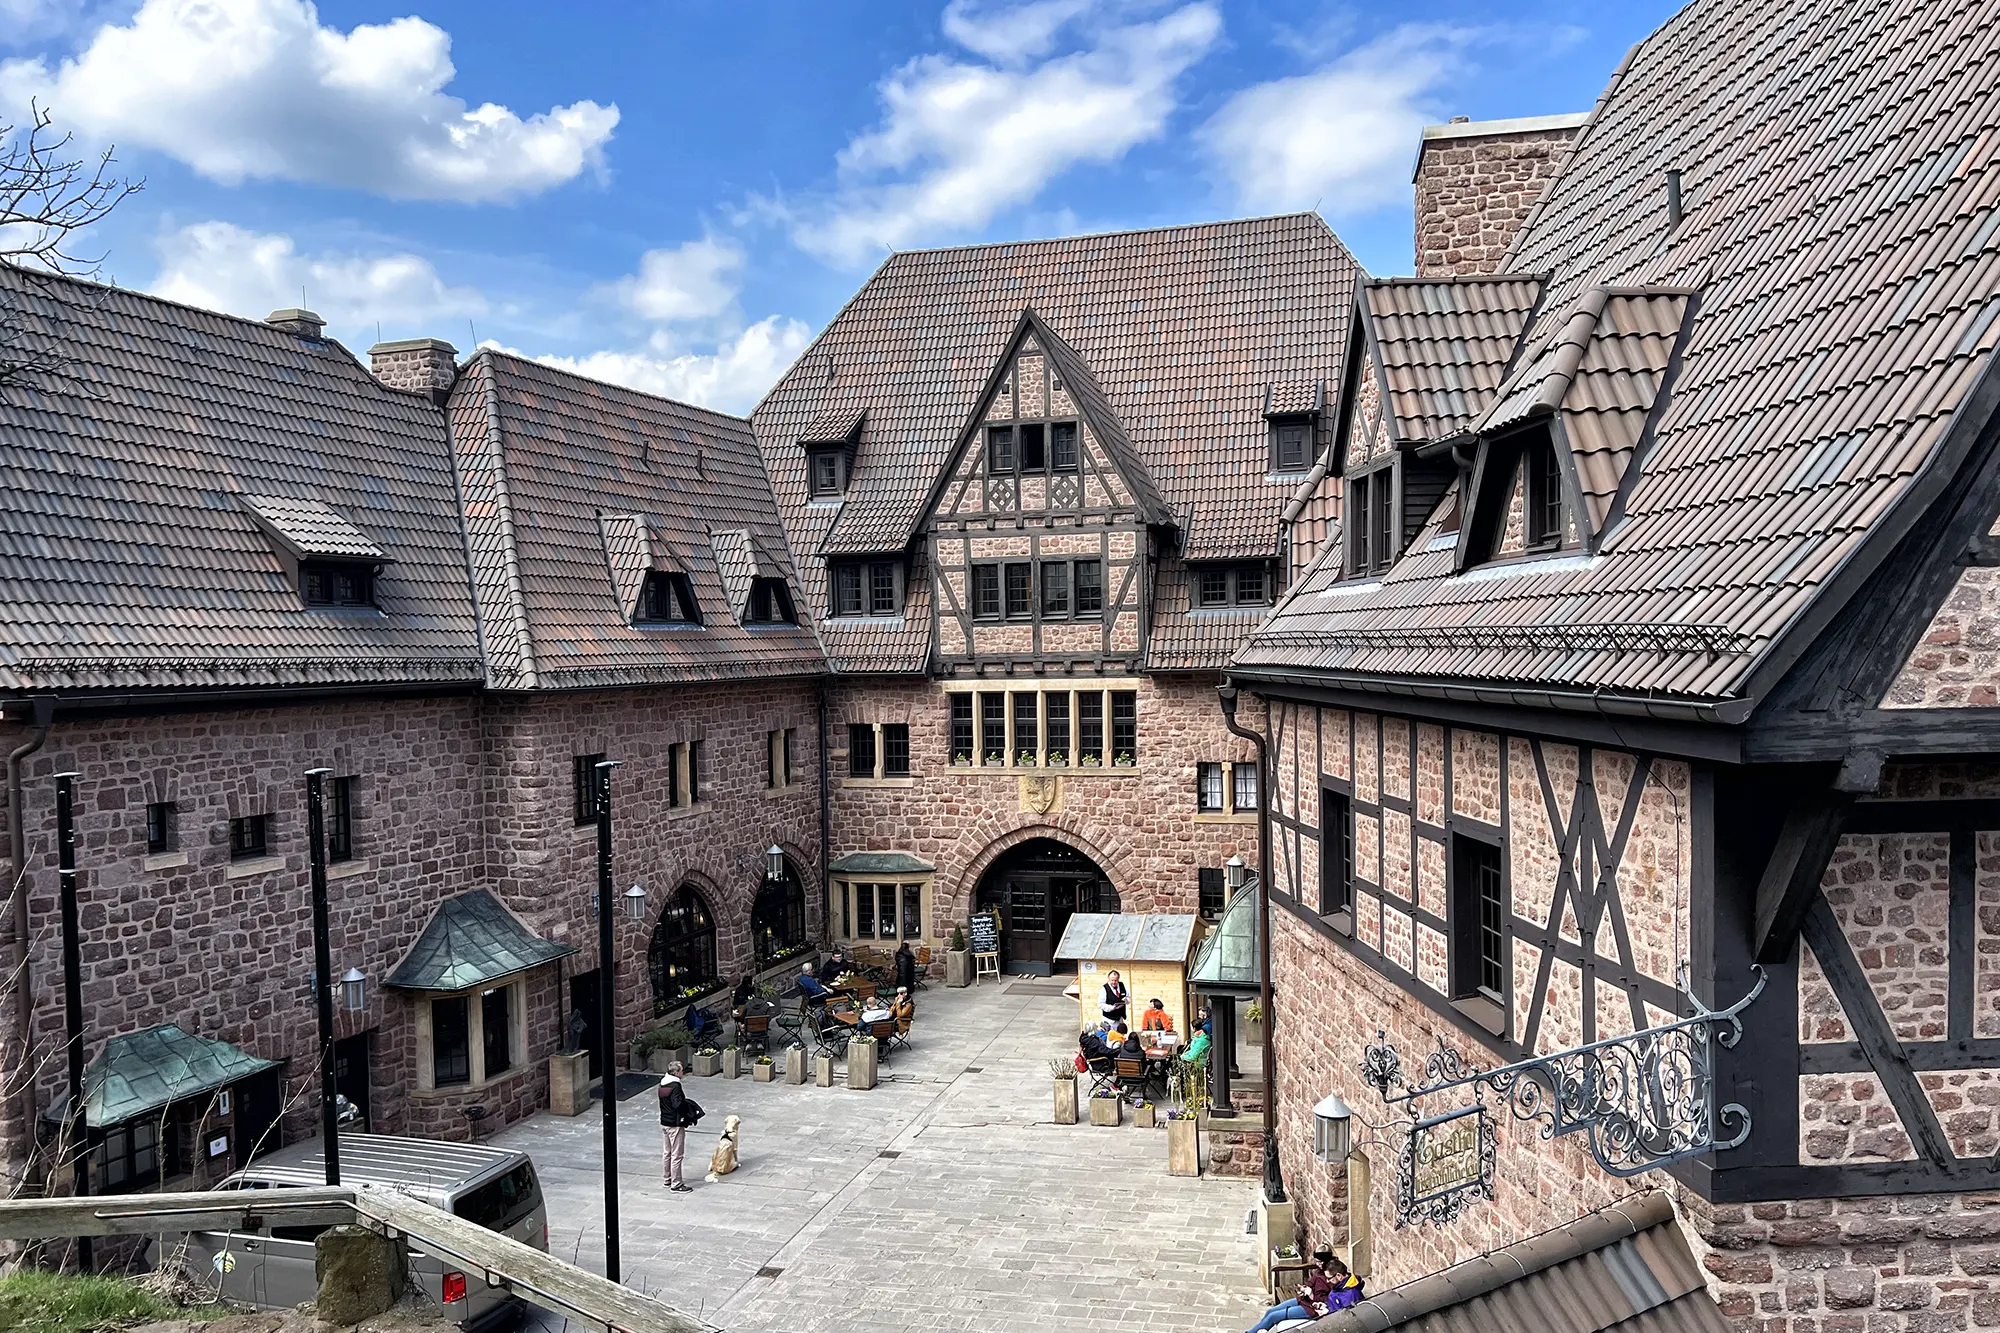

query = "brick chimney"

[
  {"left": 264, "top": 307, "right": 326, "bottom": 339},
  {"left": 368, "top": 337, "right": 460, "bottom": 403},
  {"left": 1413, "top": 113, "right": 1590, "bottom": 277}
]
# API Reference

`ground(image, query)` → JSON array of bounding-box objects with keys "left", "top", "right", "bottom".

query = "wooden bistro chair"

[
  {"left": 741, "top": 1011, "right": 772, "bottom": 1056},
  {"left": 1114, "top": 1056, "right": 1151, "bottom": 1102},
  {"left": 867, "top": 1017, "right": 898, "bottom": 1063}
]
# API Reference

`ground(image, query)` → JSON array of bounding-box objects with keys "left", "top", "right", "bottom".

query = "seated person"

[
  {"left": 891, "top": 986, "right": 916, "bottom": 1035},
  {"left": 1078, "top": 1025, "right": 1114, "bottom": 1066},
  {"left": 1113, "top": 1022, "right": 1144, "bottom": 1058},
  {"left": 731, "top": 973, "right": 756, "bottom": 1018},
  {"left": 797, "top": 961, "right": 834, "bottom": 1010},
  {"left": 1246, "top": 1251, "right": 1359, "bottom": 1333},
  {"left": 687, "top": 1004, "right": 718, "bottom": 1045},
  {"left": 1140, "top": 998, "right": 1174, "bottom": 1032},
  {"left": 1181, "top": 1027, "right": 1212, "bottom": 1066}
]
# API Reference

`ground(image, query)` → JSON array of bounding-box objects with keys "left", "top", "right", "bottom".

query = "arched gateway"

[{"left": 973, "top": 837, "right": 1118, "bottom": 976}]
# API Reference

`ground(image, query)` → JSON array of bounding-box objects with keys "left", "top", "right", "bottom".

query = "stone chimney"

[
  {"left": 264, "top": 307, "right": 326, "bottom": 339},
  {"left": 368, "top": 337, "right": 460, "bottom": 403},
  {"left": 1413, "top": 113, "right": 1590, "bottom": 277}
]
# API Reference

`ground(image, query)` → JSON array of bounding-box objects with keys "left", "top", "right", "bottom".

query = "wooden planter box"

[
  {"left": 1054, "top": 1079, "right": 1078, "bottom": 1124},
  {"left": 946, "top": 949, "right": 973, "bottom": 988},
  {"left": 813, "top": 1053, "right": 835, "bottom": 1087},
  {"left": 847, "top": 1041, "right": 878, "bottom": 1090},
  {"left": 1167, "top": 1118, "right": 1200, "bottom": 1175},
  {"left": 753, "top": 1060, "right": 776, "bottom": 1082},
  {"left": 1245, "top": 1018, "right": 1264, "bottom": 1047},
  {"left": 692, "top": 1051, "right": 721, "bottom": 1077},
  {"left": 784, "top": 1046, "right": 808, "bottom": 1085},
  {"left": 721, "top": 1049, "right": 741, "bottom": 1079},
  {"left": 1089, "top": 1095, "right": 1122, "bottom": 1127},
  {"left": 1132, "top": 1102, "right": 1157, "bottom": 1129}
]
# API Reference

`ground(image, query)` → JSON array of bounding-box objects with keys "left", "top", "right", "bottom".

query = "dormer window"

[
  {"left": 1526, "top": 436, "right": 1563, "bottom": 550},
  {"left": 636, "top": 571, "right": 700, "bottom": 625},
  {"left": 1272, "top": 420, "right": 1314, "bottom": 472},
  {"left": 302, "top": 560, "right": 377, "bottom": 608},
  {"left": 1264, "top": 380, "right": 1325, "bottom": 473},
  {"left": 1193, "top": 563, "right": 1271, "bottom": 608},
  {"left": 1347, "top": 464, "right": 1397, "bottom": 577},
  {"left": 831, "top": 559, "right": 902, "bottom": 618},
  {"left": 745, "top": 577, "right": 797, "bottom": 625},
  {"left": 808, "top": 450, "right": 847, "bottom": 498}
]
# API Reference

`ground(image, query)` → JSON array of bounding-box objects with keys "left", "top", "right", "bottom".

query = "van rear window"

[{"left": 454, "top": 1164, "right": 537, "bottom": 1232}]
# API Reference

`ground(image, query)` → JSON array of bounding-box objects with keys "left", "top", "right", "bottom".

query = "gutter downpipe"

[
  {"left": 816, "top": 683, "right": 832, "bottom": 941},
  {"left": 5, "top": 698, "right": 53, "bottom": 1194},
  {"left": 1217, "top": 680, "right": 1282, "bottom": 1204}
]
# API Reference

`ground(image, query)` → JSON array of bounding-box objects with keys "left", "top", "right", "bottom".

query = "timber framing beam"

[{"left": 1752, "top": 789, "right": 1855, "bottom": 964}]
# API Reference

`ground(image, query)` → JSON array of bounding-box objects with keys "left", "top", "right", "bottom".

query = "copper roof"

[
  {"left": 752, "top": 214, "right": 1361, "bottom": 669},
  {"left": 1241, "top": 0, "right": 2000, "bottom": 707},
  {"left": 0, "top": 267, "right": 482, "bottom": 693},
  {"left": 448, "top": 352, "right": 825, "bottom": 690},
  {"left": 1309, "top": 1192, "right": 1725, "bottom": 1333}
]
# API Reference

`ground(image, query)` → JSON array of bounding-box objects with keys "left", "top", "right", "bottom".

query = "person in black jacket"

[
  {"left": 894, "top": 941, "right": 917, "bottom": 992},
  {"left": 658, "top": 1066, "right": 693, "bottom": 1192}
]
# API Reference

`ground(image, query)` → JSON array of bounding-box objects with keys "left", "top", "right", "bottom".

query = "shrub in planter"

[
  {"left": 1166, "top": 1111, "right": 1200, "bottom": 1176},
  {"left": 1130, "top": 1098, "right": 1157, "bottom": 1129},
  {"left": 1089, "top": 1092, "right": 1122, "bottom": 1127},
  {"left": 692, "top": 1048, "right": 722, "bottom": 1077},
  {"left": 1244, "top": 1000, "right": 1265, "bottom": 1047},
  {"left": 1050, "top": 1058, "right": 1078, "bottom": 1125},
  {"left": 753, "top": 1055, "right": 776, "bottom": 1082},
  {"left": 847, "top": 1035, "right": 878, "bottom": 1090}
]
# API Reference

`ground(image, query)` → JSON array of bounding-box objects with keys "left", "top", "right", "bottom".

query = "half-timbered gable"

[{"left": 1233, "top": 0, "right": 2000, "bottom": 1311}]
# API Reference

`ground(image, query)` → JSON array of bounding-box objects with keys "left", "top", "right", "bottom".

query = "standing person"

[
  {"left": 1100, "top": 969, "right": 1129, "bottom": 1024},
  {"left": 658, "top": 1064, "right": 694, "bottom": 1193},
  {"left": 894, "top": 940, "right": 917, "bottom": 992}
]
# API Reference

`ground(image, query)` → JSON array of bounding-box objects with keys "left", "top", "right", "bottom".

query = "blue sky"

[{"left": 1, "top": 0, "right": 1683, "bottom": 411}]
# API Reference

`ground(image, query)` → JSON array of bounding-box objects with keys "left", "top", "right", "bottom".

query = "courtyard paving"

[{"left": 494, "top": 979, "right": 1270, "bottom": 1333}]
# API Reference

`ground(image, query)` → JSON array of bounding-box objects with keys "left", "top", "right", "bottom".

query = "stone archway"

[{"left": 970, "top": 836, "right": 1119, "bottom": 976}]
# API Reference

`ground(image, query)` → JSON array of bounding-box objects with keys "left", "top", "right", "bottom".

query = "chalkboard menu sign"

[{"left": 968, "top": 910, "right": 1000, "bottom": 955}]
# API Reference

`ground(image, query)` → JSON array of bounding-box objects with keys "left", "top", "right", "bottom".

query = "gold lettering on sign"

[
  {"left": 1020, "top": 775, "right": 1063, "bottom": 815},
  {"left": 1411, "top": 1112, "right": 1481, "bottom": 1199}
]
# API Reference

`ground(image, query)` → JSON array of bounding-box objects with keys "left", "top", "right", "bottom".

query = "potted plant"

[
  {"left": 753, "top": 1054, "right": 776, "bottom": 1083},
  {"left": 644, "top": 1022, "right": 695, "bottom": 1074},
  {"left": 1165, "top": 1107, "right": 1200, "bottom": 1175},
  {"left": 692, "top": 1046, "right": 722, "bottom": 1077},
  {"left": 847, "top": 1033, "right": 879, "bottom": 1089},
  {"left": 946, "top": 923, "right": 973, "bottom": 989},
  {"left": 1017, "top": 749, "right": 1037, "bottom": 767},
  {"left": 1244, "top": 1000, "right": 1264, "bottom": 1047},
  {"left": 1089, "top": 1087, "right": 1122, "bottom": 1127},
  {"left": 1130, "top": 1096, "right": 1156, "bottom": 1129},
  {"left": 1113, "top": 750, "right": 1135, "bottom": 768},
  {"left": 721, "top": 1045, "right": 741, "bottom": 1079},
  {"left": 1050, "top": 1058, "right": 1078, "bottom": 1125},
  {"left": 1079, "top": 752, "right": 1102, "bottom": 767}
]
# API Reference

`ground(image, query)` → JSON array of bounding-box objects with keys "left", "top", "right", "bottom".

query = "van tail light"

[
  {"left": 442, "top": 1272, "right": 467, "bottom": 1304},
  {"left": 540, "top": 1223, "right": 549, "bottom": 1251}
]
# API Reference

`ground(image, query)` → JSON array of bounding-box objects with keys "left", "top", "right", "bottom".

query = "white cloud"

[
  {"left": 149, "top": 220, "right": 486, "bottom": 343},
  {"left": 601, "top": 237, "right": 743, "bottom": 323},
  {"left": 514, "top": 316, "right": 813, "bottom": 415},
  {"left": 0, "top": 0, "right": 618, "bottom": 202},
  {"left": 791, "top": 1, "right": 1221, "bottom": 266},
  {"left": 1198, "top": 25, "right": 1479, "bottom": 216}
]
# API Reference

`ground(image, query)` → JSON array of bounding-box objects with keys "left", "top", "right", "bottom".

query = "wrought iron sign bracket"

[{"left": 1359, "top": 966, "right": 1766, "bottom": 1208}]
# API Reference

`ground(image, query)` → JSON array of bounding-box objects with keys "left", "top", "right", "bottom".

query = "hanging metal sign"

[{"left": 1397, "top": 1102, "right": 1495, "bottom": 1228}]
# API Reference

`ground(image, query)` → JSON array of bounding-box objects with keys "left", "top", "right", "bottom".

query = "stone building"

[
  {"left": 749, "top": 217, "right": 1357, "bottom": 985},
  {"left": 0, "top": 281, "right": 824, "bottom": 1188},
  {"left": 1232, "top": 0, "right": 2000, "bottom": 1328}
]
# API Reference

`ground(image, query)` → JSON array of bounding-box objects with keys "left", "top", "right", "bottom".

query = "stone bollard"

[
  {"left": 814, "top": 1052, "right": 835, "bottom": 1087},
  {"left": 722, "top": 1048, "right": 741, "bottom": 1079},
  {"left": 548, "top": 1051, "right": 591, "bottom": 1117},
  {"left": 315, "top": 1224, "right": 406, "bottom": 1326},
  {"left": 785, "top": 1045, "right": 807, "bottom": 1084},
  {"left": 847, "top": 1039, "right": 878, "bottom": 1090}
]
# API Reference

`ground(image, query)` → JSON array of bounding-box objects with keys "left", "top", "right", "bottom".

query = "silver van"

[{"left": 160, "top": 1134, "right": 548, "bottom": 1330}]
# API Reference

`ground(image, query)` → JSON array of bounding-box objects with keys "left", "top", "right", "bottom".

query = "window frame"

[
  {"left": 228, "top": 813, "right": 269, "bottom": 862},
  {"left": 848, "top": 723, "right": 878, "bottom": 780},
  {"left": 1346, "top": 464, "right": 1399, "bottom": 578},
  {"left": 830, "top": 559, "right": 902, "bottom": 619},
  {"left": 987, "top": 417, "right": 1081, "bottom": 475},
  {"left": 635, "top": 570, "right": 701, "bottom": 626},
  {"left": 145, "top": 801, "right": 177, "bottom": 855},
  {"left": 1320, "top": 786, "right": 1354, "bottom": 927},
  {"left": 1270, "top": 416, "right": 1316, "bottom": 473},
  {"left": 1525, "top": 437, "right": 1565, "bottom": 551},
  {"left": 1191, "top": 563, "right": 1275, "bottom": 609},
  {"left": 1231, "top": 762, "right": 1260, "bottom": 813},
  {"left": 807, "top": 448, "right": 847, "bottom": 498},
  {"left": 745, "top": 578, "right": 797, "bottom": 625},
  {"left": 1449, "top": 830, "right": 1508, "bottom": 1035},
  {"left": 328, "top": 775, "right": 356, "bottom": 863},
  {"left": 835, "top": 879, "right": 931, "bottom": 944},
  {"left": 1003, "top": 562, "right": 1032, "bottom": 620},
  {"left": 972, "top": 557, "right": 1105, "bottom": 622},
  {"left": 947, "top": 685, "right": 1138, "bottom": 769},
  {"left": 301, "top": 559, "right": 378, "bottom": 609},
  {"left": 573, "top": 753, "right": 604, "bottom": 826},
  {"left": 1196, "top": 762, "right": 1224, "bottom": 813}
]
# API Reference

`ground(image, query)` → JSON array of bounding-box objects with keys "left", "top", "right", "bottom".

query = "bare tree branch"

[{"left": 0, "top": 101, "right": 143, "bottom": 388}]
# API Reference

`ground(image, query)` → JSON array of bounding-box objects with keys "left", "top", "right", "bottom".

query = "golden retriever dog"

[{"left": 706, "top": 1114, "right": 741, "bottom": 1182}]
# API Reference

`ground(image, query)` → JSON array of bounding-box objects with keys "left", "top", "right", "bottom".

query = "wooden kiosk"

[{"left": 1054, "top": 913, "right": 1199, "bottom": 1034}]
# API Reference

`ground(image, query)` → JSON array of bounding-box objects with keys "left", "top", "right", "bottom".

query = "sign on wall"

[{"left": 1395, "top": 1103, "right": 1494, "bottom": 1228}]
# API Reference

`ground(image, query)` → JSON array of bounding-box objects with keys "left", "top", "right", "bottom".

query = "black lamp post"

[
  {"left": 54, "top": 771, "right": 90, "bottom": 1272},
  {"left": 305, "top": 768, "right": 340, "bottom": 1186},
  {"left": 593, "top": 759, "right": 627, "bottom": 1284}
]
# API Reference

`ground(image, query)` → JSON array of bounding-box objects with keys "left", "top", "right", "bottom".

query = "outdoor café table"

[{"left": 1139, "top": 1032, "right": 1182, "bottom": 1096}]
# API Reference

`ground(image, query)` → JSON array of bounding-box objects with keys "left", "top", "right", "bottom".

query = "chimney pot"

[
  {"left": 265, "top": 308, "right": 326, "bottom": 339},
  {"left": 369, "top": 337, "right": 460, "bottom": 403},
  {"left": 1449, "top": 115, "right": 1470, "bottom": 124}
]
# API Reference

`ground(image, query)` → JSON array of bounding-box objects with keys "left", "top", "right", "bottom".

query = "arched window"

[
  {"left": 753, "top": 857, "right": 807, "bottom": 966},
  {"left": 649, "top": 884, "right": 718, "bottom": 1013}
]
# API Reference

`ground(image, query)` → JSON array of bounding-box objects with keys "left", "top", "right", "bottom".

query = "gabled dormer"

[
  {"left": 798, "top": 405, "right": 865, "bottom": 501},
  {"left": 602, "top": 513, "right": 700, "bottom": 627},
  {"left": 1454, "top": 285, "right": 1696, "bottom": 571}
]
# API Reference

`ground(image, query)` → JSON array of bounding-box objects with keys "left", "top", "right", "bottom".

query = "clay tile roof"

[
  {"left": 753, "top": 214, "right": 1362, "bottom": 669},
  {"left": 239, "top": 495, "right": 388, "bottom": 561},
  {"left": 1241, "top": 0, "right": 2000, "bottom": 708},
  {"left": 1265, "top": 380, "right": 1326, "bottom": 417},
  {"left": 1308, "top": 1192, "right": 1726, "bottom": 1333},
  {"left": 1363, "top": 276, "right": 1546, "bottom": 442},
  {"left": 798, "top": 404, "right": 866, "bottom": 447},
  {"left": 0, "top": 266, "right": 482, "bottom": 694},
  {"left": 449, "top": 352, "right": 825, "bottom": 690}
]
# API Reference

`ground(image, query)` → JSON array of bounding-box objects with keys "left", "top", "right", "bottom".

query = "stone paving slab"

[{"left": 494, "top": 980, "right": 1269, "bottom": 1333}]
